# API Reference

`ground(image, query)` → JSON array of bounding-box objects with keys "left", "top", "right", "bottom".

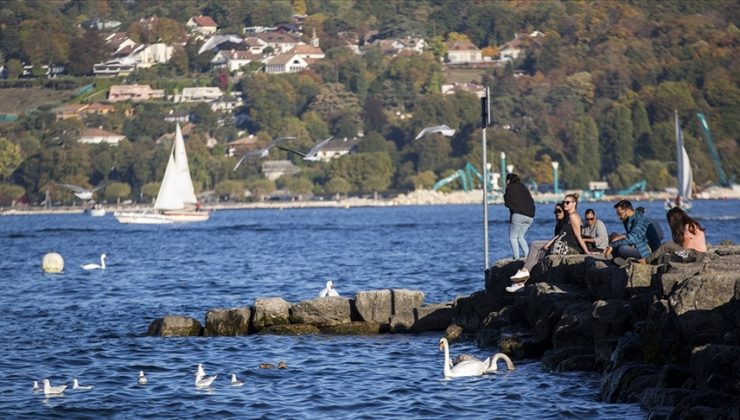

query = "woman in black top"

[{"left": 504, "top": 173, "right": 535, "bottom": 260}]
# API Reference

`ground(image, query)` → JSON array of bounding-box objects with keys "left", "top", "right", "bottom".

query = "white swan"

[
  {"left": 81, "top": 254, "right": 106, "bottom": 270},
  {"left": 230, "top": 373, "right": 244, "bottom": 387},
  {"left": 72, "top": 378, "right": 94, "bottom": 390},
  {"left": 137, "top": 370, "right": 147, "bottom": 385},
  {"left": 482, "top": 353, "right": 516, "bottom": 373},
  {"left": 319, "top": 280, "right": 339, "bottom": 297},
  {"left": 42, "top": 379, "right": 67, "bottom": 396},
  {"left": 439, "top": 338, "right": 488, "bottom": 378}
]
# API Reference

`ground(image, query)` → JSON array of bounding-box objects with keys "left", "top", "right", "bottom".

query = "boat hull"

[
  {"left": 87, "top": 208, "right": 106, "bottom": 217},
  {"left": 114, "top": 210, "right": 209, "bottom": 224}
]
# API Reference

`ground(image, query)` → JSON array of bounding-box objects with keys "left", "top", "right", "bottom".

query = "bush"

[
  {"left": 214, "top": 180, "right": 245, "bottom": 201},
  {"left": 0, "top": 183, "right": 25, "bottom": 206},
  {"left": 104, "top": 182, "right": 132, "bottom": 203}
]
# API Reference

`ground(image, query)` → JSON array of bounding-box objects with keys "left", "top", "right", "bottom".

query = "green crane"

[{"left": 696, "top": 113, "right": 732, "bottom": 187}]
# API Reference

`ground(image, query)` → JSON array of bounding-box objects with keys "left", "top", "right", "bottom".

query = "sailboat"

[
  {"left": 664, "top": 110, "right": 693, "bottom": 211},
  {"left": 114, "top": 124, "right": 209, "bottom": 224}
]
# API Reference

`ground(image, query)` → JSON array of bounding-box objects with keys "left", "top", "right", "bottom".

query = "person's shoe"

[
  {"left": 510, "top": 269, "right": 530, "bottom": 281},
  {"left": 506, "top": 282, "right": 525, "bottom": 293}
]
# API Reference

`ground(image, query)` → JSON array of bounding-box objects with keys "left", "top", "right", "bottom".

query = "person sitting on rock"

[
  {"left": 506, "top": 194, "right": 590, "bottom": 292},
  {"left": 635, "top": 206, "right": 664, "bottom": 252},
  {"left": 647, "top": 207, "right": 707, "bottom": 264},
  {"left": 581, "top": 208, "right": 609, "bottom": 251},
  {"left": 605, "top": 200, "right": 651, "bottom": 264}
]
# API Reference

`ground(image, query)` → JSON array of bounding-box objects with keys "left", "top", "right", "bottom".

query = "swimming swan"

[
  {"left": 81, "top": 254, "right": 106, "bottom": 270},
  {"left": 439, "top": 338, "right": 515, "bottom": 378},
  {"left": 319, "top": 280, "right": 339, "bottom": 297}
]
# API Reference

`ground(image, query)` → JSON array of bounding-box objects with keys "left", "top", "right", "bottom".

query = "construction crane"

[
  {"left": 432, "top": 169, "right": 469, "bottom": 191},
  {"left": 696, "top": 113, "right": 732, "bottom": 187},
  {"left": 432, "top": 162, "right": 496, "bottom": 200}
]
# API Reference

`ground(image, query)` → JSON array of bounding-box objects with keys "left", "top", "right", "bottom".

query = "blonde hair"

[{"left": 565, "top": 192, "right": 580, "bottom": 203}]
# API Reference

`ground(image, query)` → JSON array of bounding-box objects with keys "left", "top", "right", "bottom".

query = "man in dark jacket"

[{"left": 504, "top": 173, "right": 535, "bottom": 259}]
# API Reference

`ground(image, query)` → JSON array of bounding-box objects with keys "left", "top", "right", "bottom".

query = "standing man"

[
  {"left": 582, "top": 208, "right": 609, "bottom": 251},
  {"left": 605, "top": 199, "right": 651, "bottom": 262},
  {"left": 504, "top": 173, "right": 535, "bottom": 260}
]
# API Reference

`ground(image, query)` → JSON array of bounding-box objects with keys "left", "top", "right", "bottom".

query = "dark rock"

[
  {"left": 497, "top": 329, "right": 548, "bottom": 359},
  {"left": 640, "top": 387, "right": 693, "bottom": 411},
  {"left": 259, "top": 324, "right": 321, "bottom": 335},
  {"left": 485, "top": 259, "right": 523, "bottom": 294},
  {"left": 656, "top": 364, "right": 691, "bottom": 388},
  {"left": 592, "top": 300, "right": 633, "bottom": 368},
  {"left": 556, "top": 354, "right": 597, "bottom": 372},
  {"left": 600, "top": 362, "right": 659, "bottom": 403},
  {"left": 541, "top": 345, "right": 593, "bottom": 371},
  {"left": 290, "top": 296, "right": 351, "bottom": 326},
  {"left": 621, "top": 373, "right": 659, "bottom": 403},
  {"left": 389, "top": 303, "right": 454, "bottom": 333},
  {"left": 690, "top": 344, "right": 740, "bottom": 392},
  {"left": 252, "top": 297, "right": 292, "bottom": 330},
  {"left": 608, "top": 332, "right": 643, "bottom": 371},
  {"left": 452, "top": 290, "right": 501, "bottom": 331},
  {"left": 669, "top": 390, "right": 739, "bottom": 419},
  {"left": 321, "top": 322, "right": 388, "bottom": 335},
  {"left": 353, "top": 289, "right": 424, "bottom": 323},
  {"left": 204, "top": 307, "right": 251, "bottom": 336},
  {"left": 552, "top": 302, "right": 593, "bottom": 349},
  {"left": 147, "top": 315, "right": 202, "bottom": 337},
  {"left": 444, "top": 324, "right": 464, "bottom": 342}
]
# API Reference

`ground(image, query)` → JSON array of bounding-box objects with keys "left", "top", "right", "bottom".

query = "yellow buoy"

[{"left": 42, "top": 252, "right": 64, "bottom": 273}]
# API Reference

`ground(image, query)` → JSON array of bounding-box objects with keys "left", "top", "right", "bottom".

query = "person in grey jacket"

[
  {"left": 504, "top": 173, "right": 535, "bottom": 259},
  {"left": 581, "top": 208, "right": 609, "bottom": 251}
]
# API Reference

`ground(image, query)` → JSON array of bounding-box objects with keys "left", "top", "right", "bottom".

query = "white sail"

[
  {"left": 173, "top": 123, "right": 198, "bottom": 205},
  {"left": 675, "top": 111, "right": 693, "bottom": 200},
  {"left": 153, "top": 147, "right": 184, "bottom": 210}
]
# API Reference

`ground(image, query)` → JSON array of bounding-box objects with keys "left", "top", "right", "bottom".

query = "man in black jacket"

[{"left": 504, "top": 173, "right": 535, "bottom": 259}]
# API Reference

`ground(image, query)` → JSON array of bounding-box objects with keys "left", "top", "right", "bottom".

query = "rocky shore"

[{"left": 149, "top": 244, "right": 739, "bottom": 417}]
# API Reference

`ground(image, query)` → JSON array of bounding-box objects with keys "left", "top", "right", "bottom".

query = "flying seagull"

[
  {"left": 414, "top": 124, "right": 456, "bottom": 141},
  {"left": 277, "top": 136, "right": 333, "bottom": 162},
  {"left": 233, "top": 136, "right": 296, "bottom": 171},
  {"left": 58, "top": 183, "right": 106, "bottom": 201}
]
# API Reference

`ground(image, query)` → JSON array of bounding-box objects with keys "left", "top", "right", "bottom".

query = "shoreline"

[{"left": 3, "top": 188, "right": 739, "bottom": 215}]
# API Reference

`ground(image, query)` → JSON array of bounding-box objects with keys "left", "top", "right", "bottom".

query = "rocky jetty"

[{"left": 148, "top": 245, "right": 739, "bottom": 417}]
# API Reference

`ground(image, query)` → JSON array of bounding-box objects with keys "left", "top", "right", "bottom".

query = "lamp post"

[
  {"left": 552, "top": 161, "right": 560, "bottom": 195},
  {"left": 481, "top": 87, "right": 490, "bottom": 271},
  {"left": 500, "top": 152, "right": 506, "bottom": 191},
  {"left": 507, "top": 164, "right": 514, "bottom": 174}
]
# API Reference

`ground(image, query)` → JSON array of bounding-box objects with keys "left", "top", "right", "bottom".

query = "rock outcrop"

[{"left": 147, "top": 315, "right": 202, "bottom": 337}]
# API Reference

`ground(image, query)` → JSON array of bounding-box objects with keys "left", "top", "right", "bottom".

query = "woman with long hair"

[
  {"left": 504, "top": 173, "right": 535, "bottom": 260},
  {"left": 560, "top": 193, "right": 591, "bottom": 256},
  {"left": 647, "top": 207, "right": 707, "bottom": 263}
]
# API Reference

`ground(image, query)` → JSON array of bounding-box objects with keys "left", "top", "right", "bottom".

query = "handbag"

[{"left": 549, "top": 233, "right": 570, "bottom": 256}]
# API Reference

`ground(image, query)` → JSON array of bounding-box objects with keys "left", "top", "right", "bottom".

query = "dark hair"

[
  {"left": 585, "top": 208, "right": 595, "bottom": 216},
  {"left": 554, "top": 202, "right": 566, "bottom": 235},
  {"left": 667, "top": 207, "right": 704, "bottom": 245},
  {"left": 614, "top": 199, "right": 633, "bottom": 210},
  {"left": 506, "top": 173, "right": 520, "bottom": 184},
  {"left": 635, "top": 207, "right": 646, "bottom": 214}
]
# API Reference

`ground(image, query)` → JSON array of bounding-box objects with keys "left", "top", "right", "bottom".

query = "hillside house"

[
  {"left": 108, "top": 84, "right": 164, "bottom": 102},
  {"left": 178, "top": 87, "right": 223, "bottom": 103},
  {"left": 315, "top": 136, "right": 362, "bottom": 161},
  {"left": 256, "top": 32, "right": 302, "bottom": 54},
  {"left": 446, "top": 40, "right": 483, "bottom": 64},
  {"left": 78, "top": 127, "right": 126, "bottom": 145},
  {"left": 264, "top": 52, "right": 308, "bottom": 74},
  {"left": 210, "top": 49, "right": 262, "bottom": 71},
  {"left": 54, "top": 103, "right": 115, "bottom": 120},
  {"left": 186, "top": 15, "right": 218, "bottom": 37},
  {"left": 261, "top": 160, "right": 300, "bottom": 181}
]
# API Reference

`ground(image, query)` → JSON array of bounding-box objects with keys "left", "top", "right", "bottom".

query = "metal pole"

[
  {"left": 500, "top": 152, "right": 506, "bottom": 191},
  {"left": 481, "top": 87, "right": 490, "bottom": 271}
]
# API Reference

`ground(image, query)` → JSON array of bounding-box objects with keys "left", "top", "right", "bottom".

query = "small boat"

[
  {"left": 86, "top": 204, "right": 106, "bottom": 217},
  {"left": 665, "top": 111, "right": 693, "bottom": 212},
  {"left": 114, "top": 124, "right": 209, "bottom": 224}
]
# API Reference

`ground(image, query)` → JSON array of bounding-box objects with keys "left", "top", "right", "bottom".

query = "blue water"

[{"left": 1, "top": 200, "right": 737, "bottom": 418}]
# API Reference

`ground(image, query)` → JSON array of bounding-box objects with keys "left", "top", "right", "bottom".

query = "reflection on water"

[{"left": 3, "top": 200, "right": 738, "bottom": 417}]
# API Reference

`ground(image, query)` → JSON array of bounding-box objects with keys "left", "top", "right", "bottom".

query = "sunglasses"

[
  {"left": 586, "top": 217, "right": 594, "bottom": 221},
  {"left": 564, "top": 200, "right": 575, "bottom": 204},
  {"left": 554, "top": 210, "right": 563, "bottom": 214}
]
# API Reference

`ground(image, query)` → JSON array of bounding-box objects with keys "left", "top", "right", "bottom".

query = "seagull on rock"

[
  {"left": 414, "top": 124, "right": 455, "bottom": 141},
  {"left": 319, "top": 280, "right": 339, "bottom": 297}
]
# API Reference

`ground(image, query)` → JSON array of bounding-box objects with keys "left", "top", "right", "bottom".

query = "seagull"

[
  {"left": 414, "top": 124, "right": 456, "bottom": 140},
  {"left": 195, "top": 363, "right": 217, "bottom": 388},
  {"left": 81, "top": 254, "right": 106, "bottom": 270},
  {"left": 42, "top": 379, "right": 67, "bottom": 396},
  {"left": 233, "top": 136, "right": 296, "bottom": 171},
  {"left": 33, "top": 380, "right": 42, "bottom": 392},
  {"left": 230, "top": 373, "right": 244, "bottom": 387},
  {"left": 319, "top": 280, "right": 339, "bottom": 297},
  {"left": 196, "top": 363, "right": 206, "bottom": 378},
  {"left": 138, "top": 370, "right": 148, "bottom": 385},
  {"left": 58, "top": 183, "right": 106, "bottom": 201},
  {"left": 72, "top": 378, "right": 94, "bottom": 391},
  {"left": 276, "top": 136, "right": 333, "bottom": 162}
]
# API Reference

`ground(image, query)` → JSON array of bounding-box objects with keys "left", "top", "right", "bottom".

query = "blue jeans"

[{"left": 509, "top": 213, "right": 533, "bottom": 259}]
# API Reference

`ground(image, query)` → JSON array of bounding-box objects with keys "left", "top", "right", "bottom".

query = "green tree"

[
  {"left": 215, "top": 179, "right": 244, "bottom": 201},
  {"left": 104, "top": 182, "right": 131, "bottom": 203},
  {"left": 640, "top": 160, "right": 672, "bottom": 190},
  {"left": 411, "top": 170, "right": 436, "bottom": 190},
  {"left": 606, "top": 163, "right": 642, "bottom": 190},
  {"left": 632, "top": 100, "right": 652, "bottom": 162},
  {"left": 141, "top": 182, "right": 160, "bottom": 202},
  {"left": 329, "top": 152, "right": 393, "bottom": 193},
  {"left": 324, "top": 176, "right": 351, "bottom": 196},
  {"left": 0, "top": 138, "right": 22, "bottom": 180},
  {"left": 6, "top": 59, "right": 22, "bottom": 79},
  {"left": 246, "top": 178, "right": 275, "bottom": 201},
  {"left": 68, "top": 31, "right": 107, "bottom": 76},
  {"left": 0, "top": 183, "right": 24, "bottom": 206},
  {"left": 283, "top": 176, "right": 313, "bottom": 197}
]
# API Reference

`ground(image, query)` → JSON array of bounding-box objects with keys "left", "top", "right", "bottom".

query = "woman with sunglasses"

[{"left": 507, "top": 202, "right": 567, "bottom": 291}]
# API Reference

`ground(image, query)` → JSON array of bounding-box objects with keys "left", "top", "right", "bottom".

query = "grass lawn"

[{"left": 0, "top": 88, "right": 74, "bottom": 115}]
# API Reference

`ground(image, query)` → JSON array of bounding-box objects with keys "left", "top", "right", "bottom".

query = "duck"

[
  {"left": 42, "top": 379, "right": 67, "bottom": 396},
  {"left": 72, "top": 378, "right": 94, "bottom": 391},
  {"left": 81, "top": 254, "right": 106, "bottom": 270},
  {"left": 137, "top": 370, "right": 148, "bottom": 385},
  {"left": 259, "top": 361, "right": 288, "bottom": 369},
  {"left": 230, "top": 373, "right": 244, "bottom": 387},
  {"left": 319, "top": 280, "right": 339, "bottom": 297}
]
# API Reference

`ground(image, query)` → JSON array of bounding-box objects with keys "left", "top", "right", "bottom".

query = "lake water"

[{"left": 1, "top": 200, "right": 738, "bottom": 418}]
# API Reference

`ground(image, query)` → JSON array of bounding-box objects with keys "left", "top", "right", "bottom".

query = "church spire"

[{"left": 311, "top": 27, "right": 319, "bottom": 48}]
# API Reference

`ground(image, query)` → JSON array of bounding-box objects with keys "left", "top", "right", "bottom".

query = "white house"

[
  {"left": 291, "top": 44, "right": 325, "bottom": 61},
  {"left": 131, "top": 43, "right": 174, "bottom": 68},
  {"left": 261, "top": 160, "right": 300, "bottom": 180},
  {"left": 263, "top": 53, "right": 308, "bottom": 74},
  {"left": 446, "top": 40, "right": 483, "bottom": 64},
  {"left": 210, "top": 49, "right": 262, "bottom": 71},
  {"left": 179, "top": 87, "right": 223, "bottom": 102},
  {"left": 78, "top": 127, "right": 126, "bottom": 145},
  {"left": 186, "top": 15, "right": 218, "bottom": 37},
  {"left": 210, "top": 95, "right": 242, "bottom": 112},
  {"left": 255, "top": 31, "right": 302, "bottom": 54},
  {"left": 315, "top": 137, "right": 362, "bottom": 162}
]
